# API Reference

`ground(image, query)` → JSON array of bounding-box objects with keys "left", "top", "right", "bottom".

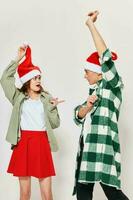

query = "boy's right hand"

[
  {"left": 78, "top": 95, "right": 98, "bottom": 119},
  {"left": 87, "top": 95, "right": 98, "bottom": 109}
]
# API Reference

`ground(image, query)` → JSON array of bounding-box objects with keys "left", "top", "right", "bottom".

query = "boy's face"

[{"left": 84, "top": 69, "right": 102, "bottom": 85}]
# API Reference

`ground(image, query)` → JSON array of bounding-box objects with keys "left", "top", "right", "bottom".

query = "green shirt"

[{"left": 73, "top": 49, "right": 124, "bottom": 195}]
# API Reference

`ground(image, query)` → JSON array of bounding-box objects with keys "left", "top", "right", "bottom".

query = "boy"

[{"left": 73, "top": 11, "right": 129, "bottom": 200}]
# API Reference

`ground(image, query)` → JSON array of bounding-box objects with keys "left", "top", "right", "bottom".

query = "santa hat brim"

[
  {"left": 84, "top": 62, "right": 102, "bottom": 74},
  {"left": 15, "top": 69, "right": 41, "bottom": 89}
]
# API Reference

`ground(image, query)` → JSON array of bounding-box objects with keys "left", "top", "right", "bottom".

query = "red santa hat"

[
  {"left": 84, "top": 51, "right": 118, "bottom": 73},
  {"left": 15, "top": 45, "right": 41, "bottom": 89}
]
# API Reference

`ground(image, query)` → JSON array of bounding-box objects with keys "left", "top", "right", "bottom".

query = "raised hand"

[
  {"left": 16, "top": 44, "right": 28, "bottom": 62},
  {"left": 86, "top": 10, "right": 99, "bottom": 26}
]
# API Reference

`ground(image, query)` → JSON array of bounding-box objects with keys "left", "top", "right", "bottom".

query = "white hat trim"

[
  {"left": 15, "top": 69, "right": 41, "bottom": 89},
  {"left": 84, "top": 62, "right": 102, "bottom": 73},
  {"left": 14, "top": 72, "right": 23, "bottom": 89}
]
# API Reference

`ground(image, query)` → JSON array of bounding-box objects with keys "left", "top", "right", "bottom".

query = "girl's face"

[{"left": 29, "top": 75, "right": 42, "bottom": 92}]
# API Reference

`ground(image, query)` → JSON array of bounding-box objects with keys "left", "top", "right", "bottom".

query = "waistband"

[{"left": 21, "top": 130, "right": 47, "bottom": 134}]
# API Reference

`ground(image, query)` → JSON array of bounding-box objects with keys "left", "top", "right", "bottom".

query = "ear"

[{"left": 97, "top": 73, "right": 102, "bottom": 80}]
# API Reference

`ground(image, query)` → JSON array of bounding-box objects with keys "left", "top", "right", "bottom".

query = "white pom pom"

[{"left": 23, "top": 41, "right": 29, "bottom": 48}]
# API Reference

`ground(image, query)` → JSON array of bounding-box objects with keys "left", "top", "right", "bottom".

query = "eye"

[
  {"left": 33, "top": 75, "right": 41, "bottom": 80},
  {"left": 38, "top": 75, "right": 41, "bottom": 80}
]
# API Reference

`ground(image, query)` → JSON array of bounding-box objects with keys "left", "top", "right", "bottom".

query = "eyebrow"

[{"left": 34, "top": 75, "right": 41, "bottom": 78}]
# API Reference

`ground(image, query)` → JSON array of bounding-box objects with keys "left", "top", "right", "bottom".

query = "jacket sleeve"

[
  {"left": 100, "top": 49, "right": 124, "bottom": 89},
  {"left": 47, "top": 95, "right": 60, "bottom": 129},
  {"left": 0, "top": 61, "right": 20, "bottom": 105},
  {"left": 74, "top": 101, "right": 86, "bottom": 126}
]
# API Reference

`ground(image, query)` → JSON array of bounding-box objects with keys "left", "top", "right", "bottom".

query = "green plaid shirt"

[{"left": 73, "top": 49, "right": 124, "bottom": 195}]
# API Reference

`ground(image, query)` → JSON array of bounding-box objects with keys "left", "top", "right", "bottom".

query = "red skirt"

[{"left": 7, "top": 130, "right": 55, "bottom": 178}]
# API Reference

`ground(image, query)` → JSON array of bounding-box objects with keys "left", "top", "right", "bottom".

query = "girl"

[
  {"left": 0, "top": 45, "right": 64, "bottom": 200},
  {"left": 73, "top": 11, "right": 129, "bottom": 200}
]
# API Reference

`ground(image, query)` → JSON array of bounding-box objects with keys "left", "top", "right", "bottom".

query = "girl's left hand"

[{"left": 50, "top": 98, "right": 65, "bottom": 106}]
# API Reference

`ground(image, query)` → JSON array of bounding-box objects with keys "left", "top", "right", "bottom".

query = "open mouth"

[{"left": 36, "top": 84, "right": 41, "bottom": 87}]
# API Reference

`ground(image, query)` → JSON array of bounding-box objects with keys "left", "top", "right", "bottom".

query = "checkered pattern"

[{"left": 73, "top": 49, "right": 124, "bottom": 195}]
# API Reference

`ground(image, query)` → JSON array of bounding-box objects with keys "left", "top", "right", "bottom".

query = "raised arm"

[
  {"left": 86, "top": 11, "right": 107, "bottom": 57},
  {"left": 0, "top": 46, "right": 27, "bottom": 105},
  {"left": 86, "top": 11, "right": 123, "bottom": 89}
]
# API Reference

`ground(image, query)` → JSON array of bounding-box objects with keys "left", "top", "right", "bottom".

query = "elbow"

[
  {"left": 49, "top": 116, "right": 60, "bottom": 129},
  {"left": 0, "top": 73, "right": 7, "bottom": 88},
  {"left": 53, "top": 117, "right": 60, "bottom": 129},
  {"left": 0, "top": 75, "right": 4, "bottom": 86},
  {"left": 51, "top": 120, "right": 60, "bottom": 129}
]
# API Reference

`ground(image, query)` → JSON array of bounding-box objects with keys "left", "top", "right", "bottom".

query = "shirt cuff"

[
  {"left": 99, "top": 48, "right": 112, "bottom": 65},
  {"left": 75, "top": 106, "right": 85, "bottom": 122}
]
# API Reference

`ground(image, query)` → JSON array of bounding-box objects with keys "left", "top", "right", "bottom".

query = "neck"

[
  {"left": 27, "top": 90, "right": 40, "bottom": 100},
  {"left": 97, "top": 75, "right": 102, "bottom": 84}
]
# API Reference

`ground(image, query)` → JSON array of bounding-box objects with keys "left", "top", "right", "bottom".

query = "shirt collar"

[{"left": 89, "top": 79, "right": 102, "bottom": 95}]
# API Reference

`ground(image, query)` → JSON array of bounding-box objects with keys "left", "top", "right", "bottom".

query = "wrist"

[
  {"left": 14, "top": 56, "right": 21, "bottom": 62},
  {"left": 13, "top": 57, "right": 19, "bottom": 63},
  {"left": 15, "top": 55, "right": 25, "bottom": 63},
  {"left": 86, "top": 18, "right": 94, "bottom": 27},
  {"left": 86, "top": 104, "right": 93, "bottom": 111}
]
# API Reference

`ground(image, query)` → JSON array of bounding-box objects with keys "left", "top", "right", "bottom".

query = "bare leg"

[
  {"left": 18, "top": 177, "right": 31, "bottom": 200},
  {"left": 39, "top": 177, "right": 53, "bottom": 200}
]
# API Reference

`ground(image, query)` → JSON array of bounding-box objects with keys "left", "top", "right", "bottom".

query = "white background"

[{"left": 0, "top": 0, "right": 133, "bottom": 199}]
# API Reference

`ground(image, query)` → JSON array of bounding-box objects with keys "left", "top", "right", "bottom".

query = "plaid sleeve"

[
  {"left": 100, "top": 49, "right": 124, "bottom": 89},
  {"left": 74, "top": 101, "right": 86, "bottom": 126}
]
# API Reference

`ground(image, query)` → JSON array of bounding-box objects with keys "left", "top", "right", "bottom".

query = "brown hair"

[{"left": 19, "top": 80, "right": 43, "bottom": 95}]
